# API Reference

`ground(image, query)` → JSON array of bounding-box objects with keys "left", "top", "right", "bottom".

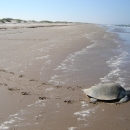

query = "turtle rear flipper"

[{"left": 117, "top": 95, "right": 129, "bottom": 104}]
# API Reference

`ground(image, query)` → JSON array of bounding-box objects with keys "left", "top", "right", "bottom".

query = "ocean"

[
  {"left": 103, "top": 25, "right": 130, "bottom": 88},
  {"left": 47, "top": 25, "right": 130, "bottom": 89}
]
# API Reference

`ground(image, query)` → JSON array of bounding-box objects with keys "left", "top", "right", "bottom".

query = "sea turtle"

[{"left": 83, "top": 83, "right": 130, "bottom": 104}]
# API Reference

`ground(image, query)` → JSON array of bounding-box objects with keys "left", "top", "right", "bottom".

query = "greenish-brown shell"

[{"left": 84, "top": 83, "right": 126, "bottom": 100}]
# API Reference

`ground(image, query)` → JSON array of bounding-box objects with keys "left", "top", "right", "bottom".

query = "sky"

[{"left": 0, "top": 0, "right": 130, "bottom": 24}]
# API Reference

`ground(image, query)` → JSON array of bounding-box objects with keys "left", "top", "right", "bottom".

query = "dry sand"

[{"left": 0, "top": 23, "right": 130, "bottom": 130}]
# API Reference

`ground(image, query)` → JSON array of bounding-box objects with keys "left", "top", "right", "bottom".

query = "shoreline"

[{"left": 0, "top": 23, "right": 129, "bottom": 130}]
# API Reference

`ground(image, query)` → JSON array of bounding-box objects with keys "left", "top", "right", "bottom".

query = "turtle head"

[{"left": 125, "top": 88, "right": 130, "bottom": 97}]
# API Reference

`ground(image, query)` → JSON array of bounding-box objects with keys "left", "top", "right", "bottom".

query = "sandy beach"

[{"left": 0, "top": 23, "right": 130, "bottom": 130}]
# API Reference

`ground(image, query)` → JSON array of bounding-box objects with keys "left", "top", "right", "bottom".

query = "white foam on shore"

[
  {"left": 36, "top": 55, "right": 50, "bottom": 60},
  {"left": 81, "top": 101, "right": 89, "bottom": 108},
  {"left": 100, "top": 50, "right": 129, "bottom": 86},
  {"left": 68, "top": 127, "right": 77, "bottom": 130},
  {"left": 74, "top": 106, "right": 97, "bottom": 118},
  {"left": 99, "top": 25, "right": 130, "bottom": 87},
  {"left": 44, "top": 60, "right": 51, "bottom": 65},
  {"left": 0, "top": 100, "right": 46, "bottom": 129},
  {"left": 46, "top": 87, "right": 54, "bottom": 91},
  {"left": 30, "top": 55, "right": 50, "bottom": 60},
  {"left": 49, "top": 74, "right": 68, "bottom": 85},
  {"left": 49, "top": 41, "right": 97, "bottom": 85},
  {"left": 73, "top": 105, "right": 98, "bottom": 128}
]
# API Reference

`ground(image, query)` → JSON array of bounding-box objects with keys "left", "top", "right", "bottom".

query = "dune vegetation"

[{"left": 0, "top": 18, "right": 73, "bottom": 24}]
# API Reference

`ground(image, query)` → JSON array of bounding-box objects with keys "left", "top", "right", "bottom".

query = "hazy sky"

[{"left": 0, "top": 0, "right": 130, "bottom": 24}]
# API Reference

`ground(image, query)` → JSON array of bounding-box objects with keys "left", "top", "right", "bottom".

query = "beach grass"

[{"left": 0, "top": 18, "right": 73, "bottom": 24}]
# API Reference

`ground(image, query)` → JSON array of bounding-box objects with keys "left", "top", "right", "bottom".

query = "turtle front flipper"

[
  {"left": 90, "top": 98, "right": 98, "bottom": 104},
  {"left": 117, "top": 95, "right": 129, "bottom": 104}
]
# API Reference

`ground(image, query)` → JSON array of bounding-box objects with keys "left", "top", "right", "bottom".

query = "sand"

[{"left": 0, "top": 23, "right": 130, "bottom": 130}]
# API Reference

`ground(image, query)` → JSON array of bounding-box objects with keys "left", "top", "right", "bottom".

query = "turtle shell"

[{"left": 84, "top": 83, "right": 126, "bottom": 100}]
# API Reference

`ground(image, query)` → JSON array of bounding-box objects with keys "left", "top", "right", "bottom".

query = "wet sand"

[{"left": 0, "top": 23, "right": 130, "bottom": 130}]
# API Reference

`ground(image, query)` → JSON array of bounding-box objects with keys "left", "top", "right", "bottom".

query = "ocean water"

[
  {"left": 101, "top": 25, "right": 130, "bottom": 87},
  {"left": 47, "top": 25, "right": 130, "bottom": 88}
]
